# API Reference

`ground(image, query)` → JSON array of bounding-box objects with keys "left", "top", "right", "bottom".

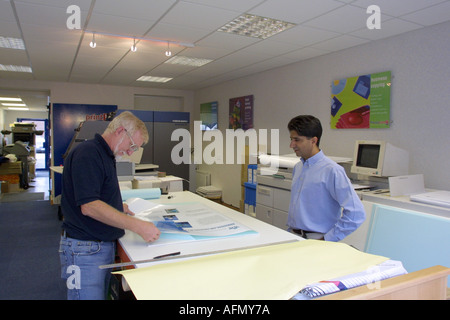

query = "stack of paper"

[
  {"left": 196, "top": 185, "right": 222, "bottom": 199},
  {"left": 410, "top": 190, "right": 450, "bottom": 208}
]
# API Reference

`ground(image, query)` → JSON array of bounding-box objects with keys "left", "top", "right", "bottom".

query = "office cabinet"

[
  {"left": 255, "top": 176, "right": 291, "bottom": 230},
  {"left": 153, "top": 111, "right": 190, "bottom": 190}
]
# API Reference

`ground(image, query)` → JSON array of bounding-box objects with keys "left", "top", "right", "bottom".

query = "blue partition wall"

[{"left": 365, "top": 204, "right": 450, "bottom": 286}]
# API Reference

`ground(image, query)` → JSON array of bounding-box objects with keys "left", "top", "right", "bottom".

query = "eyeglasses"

[{"left": 124, "top": 129, "right": 139, "bottom": 152}]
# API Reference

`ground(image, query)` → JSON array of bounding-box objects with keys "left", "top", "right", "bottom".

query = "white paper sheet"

[{"left": 126, "top": 198, "right": 257, "bottom": 246}]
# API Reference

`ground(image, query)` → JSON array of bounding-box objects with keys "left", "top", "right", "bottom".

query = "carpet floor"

[{"left": 0, "top": 200, "right": 67, "bottom": 300}]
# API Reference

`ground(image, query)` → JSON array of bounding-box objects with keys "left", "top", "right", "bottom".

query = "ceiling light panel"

[
  {"left": 0, "top": 36, "right": 25, "bottom": 50},
  {"left": 0, "top": 97, "right": 22, "bottom": 101},
  {"left": 7, "top": 107, "right": 29, "bottom": 111},
  {"left": 137, "top": 76, "right": 173, "bottom": 83},
  {"left": 2, "top": 103, "right": 27, "bottom": 107},
  {"left": 218, "top": 14, "right": 296, "bottom": 39},
  {"left": 165, "top": 56, "right": 213, "bottom": 67},
  {"left": 0, "top": 64, "right": 32, "bottom": 72}
]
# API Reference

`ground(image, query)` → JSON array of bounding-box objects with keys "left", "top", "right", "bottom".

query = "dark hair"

[{"left": 287, "top": 115, "right": 322, "bottom": 147}]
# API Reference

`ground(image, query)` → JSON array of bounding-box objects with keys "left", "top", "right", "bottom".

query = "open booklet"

[
  {"left": 126, "top": 197, "right": 258, "bottom": 246},
  {"left": 293, "top": 260, "right": 408, "bottom": 299}
]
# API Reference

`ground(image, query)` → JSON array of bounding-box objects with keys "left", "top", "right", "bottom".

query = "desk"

[
  {"left": 117, "top": 191, "right": 302, "bottom": 269},
  {"left": 116, "top": 191, "right": 449, "bottom": 300}
]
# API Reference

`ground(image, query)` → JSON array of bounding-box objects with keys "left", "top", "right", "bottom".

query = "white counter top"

[{"left": 118, "top": 191, "right": 302, "bottom": 268}]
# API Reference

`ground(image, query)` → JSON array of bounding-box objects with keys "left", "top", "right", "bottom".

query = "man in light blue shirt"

[{"left": 287, "top": 115, "right": 365, "bottom": 242}]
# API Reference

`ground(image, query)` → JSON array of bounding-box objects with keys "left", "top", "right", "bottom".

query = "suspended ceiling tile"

[
  {"left": 184, "top": 0, "right": 265, "bottom": 12},
  {"left": 303, "top": 5, "right": 369, "bottom": 34},
  {"left": 249, "top": 0, "right": 345, "bottom": 24},
  {"left": 159, "top": 1, "right": 239, "bottom": 31},
  {"left": 350, "top": 18, "right": 423, "bottom": 41},
  {"left": 350, "top": 0, "right": 446, "bottom": 17},
  {"left": 92, "top": 0, "right": 177, "bottom": 21},
  {"left": 146, "top": 22, "right": 212, "bottom": 44},
  {"left": 281, "top": 46, "right": 332, "bottom": 61},
  {"left": 310, "top": 34, "right": 370, "bottom": 52},
  {"left": 0, "top": 48, "right": 29, "bottom": 66},
  {"left": 241, "top": 39, "right": 304, "bottom": 56},
  {"left": 268, "top": 25, "right": 341, "bottom": 47},
  {"left": 87, "top": 12, "right": 156, "bottom": 37},
  {"left": 196, "top": 31, "right": 260, "bottom": 51},
  {"left": 401, "top": 1, "right": 450, "bottom": 26}
]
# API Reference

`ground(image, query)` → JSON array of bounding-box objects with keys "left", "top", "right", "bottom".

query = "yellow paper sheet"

[{"left": 115, "top": 240, "right": 389, "bottom": 300}]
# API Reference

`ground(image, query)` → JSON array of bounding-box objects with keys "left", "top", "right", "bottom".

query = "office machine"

[
  {"left": 63, "top": 120, "right": 138, "bottom": 180},
  {"left": 116, "top": 161, "right": 135, "bottom": 181},
  {"left": 2, "top": 141, "right": 31, "bottom": 189},
  {"left": 351, "top": 140, "right": 409, "bottom": 177},
  {"left": 63, "top": 120, "right": 109, "bottom": 158}
]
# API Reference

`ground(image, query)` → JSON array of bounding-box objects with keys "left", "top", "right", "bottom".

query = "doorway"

[{"left": 17, "top": 118, "right": 49, "bottom": 171}]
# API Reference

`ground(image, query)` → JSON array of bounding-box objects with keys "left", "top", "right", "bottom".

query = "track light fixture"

[
  {"left": 165, "top": 41, "right": 172, "bottom": 57},
  {"left": 131, "top": 37, "right": 137, "bottom": 52},
  {"left": 82, "top": 31, "right": 195, "bottom": 56},
  {"left": 89, "top": 32, "right": 96, "bottom": 48}
]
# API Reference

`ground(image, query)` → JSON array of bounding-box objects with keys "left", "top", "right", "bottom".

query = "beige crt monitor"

[{"left": 351, "top": 140, "right": 409, "bottom": 177}]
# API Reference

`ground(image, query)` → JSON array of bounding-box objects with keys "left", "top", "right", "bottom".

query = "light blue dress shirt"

[{"left": 287, "top": 150, "right": 366, "bottom": 242}]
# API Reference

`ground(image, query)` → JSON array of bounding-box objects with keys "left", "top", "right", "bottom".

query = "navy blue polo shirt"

[{"left": 61, "top": 134, "right": 125, "bottom": 241}]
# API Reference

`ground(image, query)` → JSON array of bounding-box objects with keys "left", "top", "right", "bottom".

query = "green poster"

[
  {"left": 200, "top": 101, "right": 218, "bottom": 130},
  {"left": 331, "top": 71, "right": 391, "bottom": 129}
]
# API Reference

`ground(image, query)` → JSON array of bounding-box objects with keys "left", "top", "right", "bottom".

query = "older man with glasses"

[{"left": 59, "top": 111, "right": 160, "bottom": 300}]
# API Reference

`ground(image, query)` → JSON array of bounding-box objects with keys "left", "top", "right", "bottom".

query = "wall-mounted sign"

[
  {"left": 200, "top": 101, "right": 218, "bottom": 130},
  {"left": 331, "top": 71, "right": 391, "bottom": 129},
  {"left": 229, "top": 95, "right": 254, "bottom": 130}
]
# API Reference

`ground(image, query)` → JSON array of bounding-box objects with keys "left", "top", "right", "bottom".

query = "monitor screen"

[{"left": 356, "top": 144, "right": 380, "bottom": 169}]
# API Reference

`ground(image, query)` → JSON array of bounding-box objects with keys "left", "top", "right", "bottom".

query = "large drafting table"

[
  {"left": 117, "top": 191, "right": 301, "bottom": 269},
  {"left": 116, "top": 191, "right": 449, "bottom": 300}
]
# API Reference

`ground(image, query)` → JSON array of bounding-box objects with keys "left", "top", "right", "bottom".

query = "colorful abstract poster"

[
  {"left": 331, "top": 71, "right": 391, "bottom": 129},
  {"left": 229, "top": 95, "right": 254, "bottom": 130}
]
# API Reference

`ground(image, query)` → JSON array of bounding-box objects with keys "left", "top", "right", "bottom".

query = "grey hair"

[{"left": 104, "top": 111, "right": 149, "bottom": 145}]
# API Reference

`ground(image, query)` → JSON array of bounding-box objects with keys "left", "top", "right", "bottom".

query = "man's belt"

[{"left": 292, "top": 228, "right": 314, "bottom": 238}]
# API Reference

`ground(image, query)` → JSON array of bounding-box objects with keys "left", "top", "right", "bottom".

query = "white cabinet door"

[
  {"left": 272, "top": 209, "right": 288, "bottom": 231},
  {"left": 255, "top": 203, "right": 273, "bottom": 224},
  {"left": 273, "top": 188, "right": 291, "bottom": 212},
  {"left": 256, "top": 185, "right": 274, "bottom": 207}
]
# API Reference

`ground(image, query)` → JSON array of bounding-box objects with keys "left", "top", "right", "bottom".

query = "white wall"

[
  {"left": 0, "top": 79, "right": 195, "bottom": 123},
  {"left": 194, "top": 21, "right": 450, "bottom": 207},
  {"left": 0, "top": 79, "right": 196, "bottom": 131}
]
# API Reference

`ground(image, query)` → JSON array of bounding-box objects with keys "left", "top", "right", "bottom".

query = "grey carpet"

[
  {"left": 0, "top": 200, "right": 66, "bottom": 300},
  {"left": 0, "top": 192, "right": 45, "bottom": 202}
]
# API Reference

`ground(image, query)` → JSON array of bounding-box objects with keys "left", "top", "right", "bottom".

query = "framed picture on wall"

[
  {"left": 200, "top": 101, "right": 218, "bottom": 130},
  {"left": 331, "top": 71, "right": 391, "bottom": 129},
  {"left": 229, "top": 95, "right": 254, "bottom": 130}
]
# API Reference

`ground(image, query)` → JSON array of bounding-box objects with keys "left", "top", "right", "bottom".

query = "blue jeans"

[{"left": 59, "top": 235, "right": 115, "bottom": 300}]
